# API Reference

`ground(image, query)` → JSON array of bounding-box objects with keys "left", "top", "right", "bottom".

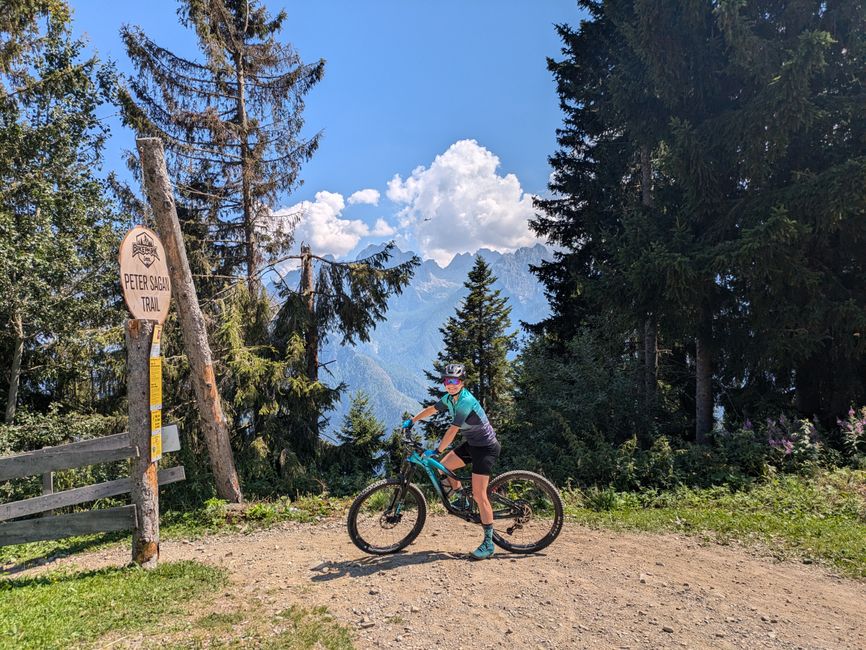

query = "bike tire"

[
  {"left": 347, "top": 479, "right": 428, "bottom": 555},
  {"left": 488, "top": 470, "right": 564, "bottom": 553}
]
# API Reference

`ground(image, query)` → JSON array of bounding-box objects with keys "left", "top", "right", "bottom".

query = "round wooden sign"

[{"left": 119, "top": 226, "right": 171, "bottom": 323}]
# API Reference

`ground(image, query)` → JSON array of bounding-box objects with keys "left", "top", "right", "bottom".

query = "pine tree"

[
  {"left": 315, "top": 390, "right": 386, "bottom": 495},
  {"left": 423, "top": 256, "right": 515, "bottom": 439},
  {"left": 335, "top": 391, "right": 385, "bottom": 474},
  {"left": 0, "top": 5, "right": 123, "bottom": 422},
  {"left": 535, "top": 0, "right": 866, "bottom": 442},
  {"left": 270, "top": 243, "right": 418, "bottom": 464},
  {"left": 119, "top": 0, "right": 324, "bottom": 288}
]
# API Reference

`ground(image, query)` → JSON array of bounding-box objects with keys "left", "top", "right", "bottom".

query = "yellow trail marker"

[{"left": 149, "top": 324, "right": 163, "bottom": 462}]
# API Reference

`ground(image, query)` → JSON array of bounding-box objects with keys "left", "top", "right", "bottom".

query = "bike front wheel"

[
  {"left": 489, "top": 470, "right": 564, "bottom": 553},
  {"left": 347, "top": 479, "right": 428, "bottom": 554}
]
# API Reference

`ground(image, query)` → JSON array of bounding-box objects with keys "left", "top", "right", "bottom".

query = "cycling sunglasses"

[{"left": 443, "top": 377, "right": 461, "bottom": 386}]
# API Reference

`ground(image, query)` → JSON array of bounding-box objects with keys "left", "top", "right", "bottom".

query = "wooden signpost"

[{"left": 119, "top": 224, "right": 171, "bottom": 568}]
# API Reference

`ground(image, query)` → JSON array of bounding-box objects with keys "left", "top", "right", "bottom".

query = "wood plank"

[
  {"left": 41, "top": 472, "right": 53, "bottom": 517},
  {"left": 0, "top": 424, "right": 178, "bottom": 482},
  {"left": 0, "top": 505, "right": 137, "bottom": 547},
  {"left": 162, "top": 424, "right": 179, "bottom": 453},
  {"left": 0, "top": 446, "right": 138, "bottom": 482},
  {"left": 0, "top": 466, "right": 185, "bottom": 522}
]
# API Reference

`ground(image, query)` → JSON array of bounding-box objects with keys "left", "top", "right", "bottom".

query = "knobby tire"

[
  {"left": 347, "top": 479, "right": 428, "bottom": 554},
  {"left": 489, "top": 470, "right": 564, "bottom": 553}
]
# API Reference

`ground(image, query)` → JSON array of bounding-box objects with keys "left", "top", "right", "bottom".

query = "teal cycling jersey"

[{"left": 434, "top": 387, "right": 497, "bottom": 446}]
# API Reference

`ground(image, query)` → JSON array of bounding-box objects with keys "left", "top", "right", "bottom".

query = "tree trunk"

[
  {"left": 640, "top": 144, "right": 658, "bottom": 413},
  {"left": 695, "top": 309, "right": 713, "bottom": 444},
  {"left": 640, "top": 144, "right": 652, "bottom": 206},
  {"left": 127, "top": 319, "right": 159, "bottom": 568},
  {"left": 644, "top": 316, "right": 657, "bottom": 411},
  {"left": 300, "top": 245, "right": 318, "bottom": 381},
  {"left": 5, "top": 309, "right": 24, "bottom": 424},
  {"left": 234, "top": 50, "right": 257, "bottom": 292},
  {"left": 136, "top": 137, "right": 243, "bottom": 503}
]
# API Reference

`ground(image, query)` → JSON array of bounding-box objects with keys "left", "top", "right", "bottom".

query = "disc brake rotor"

[{"left": 379, "top": 512, "right": 402, "bottom": 529}]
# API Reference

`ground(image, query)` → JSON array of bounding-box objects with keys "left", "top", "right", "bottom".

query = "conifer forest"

[{"left": 2, "top": 0, "right": 866, "bottom": 509}]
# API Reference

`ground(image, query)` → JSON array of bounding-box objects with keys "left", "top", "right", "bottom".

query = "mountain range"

[{"left": 271, "top": 243, "right": 553, "bottom": 440}]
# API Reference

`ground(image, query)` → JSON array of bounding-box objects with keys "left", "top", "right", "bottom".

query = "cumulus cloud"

[
  {"left": 386, "top": 139, "right": 540, "bottom": 265},
  {"left": 348, "top": 188, "right": 381, "bottom": 206},
  {"left": 272, "top": 191, "right": 395, "bottom": 259}
]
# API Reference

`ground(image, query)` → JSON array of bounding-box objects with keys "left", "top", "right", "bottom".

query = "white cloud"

[
  {"left": 272, "top": 191, "right": 395, "bottom": 259},
  {"left": 386, "top": 139, "right": 540, "bottom": 265},
  {"left": 371, "top": 218, "right": 396, "bottom": 237},
  {"left": 348, "top": 188, "right": 381, "bottom": 206}
]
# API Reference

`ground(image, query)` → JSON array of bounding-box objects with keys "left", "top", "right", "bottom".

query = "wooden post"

[
  {"left": 135, "top": 137, "right": 243, "bottom": 503},
  {"left": 41, "top": 472, "right": 53, "bottom": 517},
  {"left": 127, "top": 319, "right": 159, "bottom": 568}
]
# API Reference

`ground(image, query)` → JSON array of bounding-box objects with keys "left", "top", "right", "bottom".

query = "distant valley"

[{"left": 272, "top": 244, "right": 553, "bottom": 439}]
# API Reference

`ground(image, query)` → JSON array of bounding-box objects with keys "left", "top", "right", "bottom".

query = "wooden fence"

[{"left": 0, "top": 424, "right": 184, "bottom": 547}]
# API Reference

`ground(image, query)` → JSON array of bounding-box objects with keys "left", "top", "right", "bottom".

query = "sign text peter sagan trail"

[{"left": 119, "top": 226, "right": 172, "bottom": 323}]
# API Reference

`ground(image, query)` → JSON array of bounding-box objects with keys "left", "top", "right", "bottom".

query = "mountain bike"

[{"left": 347, "top": 428, "right": 564, "bottom": 555}]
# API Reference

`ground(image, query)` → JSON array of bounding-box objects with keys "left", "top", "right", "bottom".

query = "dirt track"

[{"left": 15, "top": 517, "right": 866, "bottom": 649}]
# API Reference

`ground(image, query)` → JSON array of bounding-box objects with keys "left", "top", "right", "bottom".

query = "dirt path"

[{"left": 16, "top": 517, "right": 866, "bottom": 649}]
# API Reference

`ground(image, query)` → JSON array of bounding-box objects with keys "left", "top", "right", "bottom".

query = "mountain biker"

[{"left": 403, "top": 363, "right": 501, "bottom": 560}]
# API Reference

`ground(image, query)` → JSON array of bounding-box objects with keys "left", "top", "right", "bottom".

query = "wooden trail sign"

[{"left": 119, "top": 225, "right": 172, "bottom": 323}]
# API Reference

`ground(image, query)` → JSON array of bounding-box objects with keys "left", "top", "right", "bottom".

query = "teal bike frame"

[{"left": 395, "top": 433, "right": 520, "bottom": 524}]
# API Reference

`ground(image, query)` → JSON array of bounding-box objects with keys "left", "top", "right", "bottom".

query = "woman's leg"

[
  {"left": 440, "top": 451, "right": 465, "bottom": 491},
  {"left": 471, "top": 473, "right": 492, "bottom": 524}
]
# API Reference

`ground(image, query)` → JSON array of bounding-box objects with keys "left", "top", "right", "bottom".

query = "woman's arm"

[
  {"left": 437, "top": 425, "right": 460, "bottom": 454},
  {"left": 411, "top": 405, "right": 438, "bottom": 423}
]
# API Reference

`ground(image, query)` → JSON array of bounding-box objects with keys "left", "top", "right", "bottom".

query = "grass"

[
  {"left": 563, "top": 468, "right": 866, "bottom": 578},
  {"left": 0, "top": 560, "right": 227, "bottom": 650},
  {"left": 170, "top": 606, "right": 353, "bottom": 650}
]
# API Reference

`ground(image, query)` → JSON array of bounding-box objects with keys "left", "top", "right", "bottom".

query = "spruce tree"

[
  {"left": 335, "top": 391, "right": 385, "bottom": 475},
  {"left": 423, "top": 256, "right": 515, "bottom": 439},
  {"left": 270, "top": 243, "right": 418, "bottom": 464},
  {"left": 315, "top": 390, "right": 386, "bottom": 495},
  {"left": 120, "top": 0, "right": 324, "bottom": 288},
  {"left": 536, "top": 0, "right": 866, "bottom": 443},
  {"left": 0, "top": 5, "right": 123, "bottom": 422}
]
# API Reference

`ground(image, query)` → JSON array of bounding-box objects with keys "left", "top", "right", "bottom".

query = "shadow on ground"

[
  {"left": 309, "top": 550, "right": 543, "bottom": 582},
  {"left": 0, "top": 532, "right": 124, "bottom": 577}
]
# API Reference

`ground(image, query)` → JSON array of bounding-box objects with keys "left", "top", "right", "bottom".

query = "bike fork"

[{"left": 388, "top": 466, "right": 415, "bottom": 514}]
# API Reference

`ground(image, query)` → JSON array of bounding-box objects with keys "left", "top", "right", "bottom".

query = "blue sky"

[{"left": 70, "top": 0, "right": 584, "bottom": 264}]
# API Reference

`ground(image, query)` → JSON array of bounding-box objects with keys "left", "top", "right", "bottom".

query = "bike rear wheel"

[
  {"left": 489, "top": 470, "right": 563, "bottom": 553},
  {"left": 347, "top": 479, "right": 427, "bottom": 554}
]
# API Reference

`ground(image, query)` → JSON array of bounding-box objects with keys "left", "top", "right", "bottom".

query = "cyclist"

[{"left": 403, "top": 363, "right": 501, "bottom": 560}]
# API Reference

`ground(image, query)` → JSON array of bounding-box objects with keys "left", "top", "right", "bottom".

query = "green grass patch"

[
  {"left": 160, "top": 495, "right": 351, "bottom": 540},
  {"left": 0, "top": 560, "right": 227, "bottom": 650},
  {"left": 564, "top": 469, "right": 866, "bottom": 578},
  {"left": 170, "top": 605, "right": 353, "bottom": 650},
  {"left": 195, "top": 611, "right": 245, "bottom": 631},
  {"left": 0, "top": 530, "right": 125, "bottom": 567}
]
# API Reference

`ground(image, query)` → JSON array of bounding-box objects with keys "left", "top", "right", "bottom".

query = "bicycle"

[{"left": 347, "top": 426, "right": 564, "bottom": 555}]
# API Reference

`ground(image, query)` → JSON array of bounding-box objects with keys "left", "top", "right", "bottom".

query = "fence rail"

[
  {"left": 0, "top": 505, "right": 138, "bottom": 546},
  {"left": 0, "top": 424, "right": 184, "bottom": 548}
]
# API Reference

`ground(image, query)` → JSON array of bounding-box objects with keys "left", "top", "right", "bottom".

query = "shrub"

[
  {"left": 765, "top": 415, "right": 823, "bottom": 472},
  {"left": 0, "top": 409, "right": 126, "bottom": 505},
  {"left": 840, "top": 406, "right": 866, "bottom": 463}
]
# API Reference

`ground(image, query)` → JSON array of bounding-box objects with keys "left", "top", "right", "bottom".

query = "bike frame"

[{"left": 393, "top": 442, "right": 520, "bottom": 524}]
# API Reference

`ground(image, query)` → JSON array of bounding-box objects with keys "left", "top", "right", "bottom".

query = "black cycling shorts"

[{"left": 452, "top": 440, "right": 501, "bottom": 476}]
